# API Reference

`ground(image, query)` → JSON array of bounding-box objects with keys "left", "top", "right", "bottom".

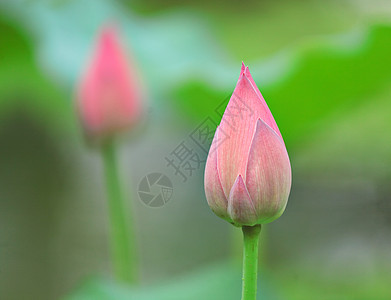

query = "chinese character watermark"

[
  {"left": 138, "top": 91, "right": 254, "bottom": 206},
  {"left": 165, "top": 91, "right": 253, "bottom": 182}
]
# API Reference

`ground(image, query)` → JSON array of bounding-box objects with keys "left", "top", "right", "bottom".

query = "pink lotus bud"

[
  {"left": 204, "top": 63, "right": 291, "bottom": 226},
  {"left": 76, "top": 25, "right": 143, "bottom": 140}
]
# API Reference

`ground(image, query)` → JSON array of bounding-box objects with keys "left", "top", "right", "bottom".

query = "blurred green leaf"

[
  {"left": 170, "top": 24, "right": 391, "bottom": 146},
  {"left": 0, "top": 14, "right": 75, "bottom": 134},
  {"left": 128, "top": 0, "right": 358, "bottom": 60},
  {"left": 275, "top": 266, "right": 391, "bottom": 300},
  {"left": 265, "top": 24, "right": 391, "bottom": 144},
  {"left": 294, "top": 86, "right": 391, "bottom": 179},
  {"left": 64, "top": 263, "right": 281, "bottom": 300},
  {"left": 65, "top": 261, "right": 391, "bottom": 300}
]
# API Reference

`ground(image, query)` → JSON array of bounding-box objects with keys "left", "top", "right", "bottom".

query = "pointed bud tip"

[
  {"left": 99, "top": 23, "right": 118, "bottom": 42},
  {"left": 238, "top": 62, "right": 254, "bottom": 84},
  {"left": 241, "top": 61, "right": 246, "bottom": 72}
]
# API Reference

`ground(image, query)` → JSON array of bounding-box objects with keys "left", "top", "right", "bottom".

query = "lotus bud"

[
  {"left": 76, "top": 25, "right": 143, "bottom": 140},
  {"left": 204, "top": 63, "right": 291, "bottom": 227}
]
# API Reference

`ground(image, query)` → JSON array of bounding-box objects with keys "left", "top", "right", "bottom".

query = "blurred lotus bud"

[
  {"left": 76, "top": 25, "right": 143, "bottom": 140},
  {"left": 204, "top": 63, "right": 291, "bottom": 227}
]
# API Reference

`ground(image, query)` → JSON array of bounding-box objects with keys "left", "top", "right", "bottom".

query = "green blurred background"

[{"left": 0, "top": 0, "right": 390, "bottom": 299}]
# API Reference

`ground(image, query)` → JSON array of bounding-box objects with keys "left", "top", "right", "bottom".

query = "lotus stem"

[
  {"left": 241, "top": 225, "right": 262, "bottom": 300},
  {"left": 101, "top": 140, "right": 137, "bottom": 284}
]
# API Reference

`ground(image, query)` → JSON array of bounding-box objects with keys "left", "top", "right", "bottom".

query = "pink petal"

[
  {"left": 217, "top": 66, "right": 281, "bottom": 197},
  {"left": 243, "top": 64, "right": 281, "bottom": 138},
  {"left": 77, "top": 25, "right": 142, "bottom": 137},
  {"left": 227, "top": 175, "right": 258, "bottom": 226},
  {"left": 204, "top": 127, "right": 231, "bottom": 221},
  {"left": 246, "top": 119, "right": 291, "bottom": 224}
]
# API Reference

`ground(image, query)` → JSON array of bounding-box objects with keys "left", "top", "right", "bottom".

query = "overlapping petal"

[
  {"left": 227, "top": 175, "right": 258, "bottom": 226},
  {"left": 242, "top": 63, "right": 282, "bottom": 138},
  {"left": 246, "top": 119, "right": 291, "bottom": 223},
  {"left": 204, "top": 63, "right": 291, "bottom": 226},
  {"left": 204, "top": 127, "right": 231, "bottom": 221},
  {"left": 217, "top": 65, "right": 282, "bottom": 197}
]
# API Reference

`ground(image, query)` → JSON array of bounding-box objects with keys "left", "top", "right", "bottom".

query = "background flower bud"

[
  {"left": 76, "top": 25, "right": 143, "bottom": 140},
  {"left": 204, "top": 63, "right": 292, "bottom": 227}
]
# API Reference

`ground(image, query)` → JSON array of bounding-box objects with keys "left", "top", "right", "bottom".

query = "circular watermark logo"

[{"left": 137, "top": 172, "right": 173, "bottom": 207}]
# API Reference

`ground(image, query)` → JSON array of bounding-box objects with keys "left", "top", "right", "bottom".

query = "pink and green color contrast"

[
  {"left": 204, "top": 63, "right": 292, "bottom": 300},
  {"left": 75, "top": 25, "right": 142, "bottom": 284},
  {"left": 204, "top": 63, "right": 292, "bottom": 227},
  {"left": 76, "top": 25, "right": 143, "bottom": 140}
]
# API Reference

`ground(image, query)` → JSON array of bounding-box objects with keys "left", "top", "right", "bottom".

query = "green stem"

[
  {"left": 241, "top": 225, "right": 262, "bottom": 300},
  {"left": 101, "top": 140, "right": 137, "bottom": 284}
]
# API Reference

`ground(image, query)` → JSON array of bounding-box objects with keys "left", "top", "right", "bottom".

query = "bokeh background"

[{"left": 0, "top": 0, "right": 391, "bottom": 299}]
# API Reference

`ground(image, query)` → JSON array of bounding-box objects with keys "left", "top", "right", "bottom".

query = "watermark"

[
  {"left": 165, "top": 140, "right": 206, "bottom": 182},
  {"left": 165, "top": 91, "right": 253, "bottom": 182},
  {"left": 138, "top": 91, "right": 254, "bottom": 206},
  {"left": 137, "top": 172, "right": 173, "bottom": 207}
]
